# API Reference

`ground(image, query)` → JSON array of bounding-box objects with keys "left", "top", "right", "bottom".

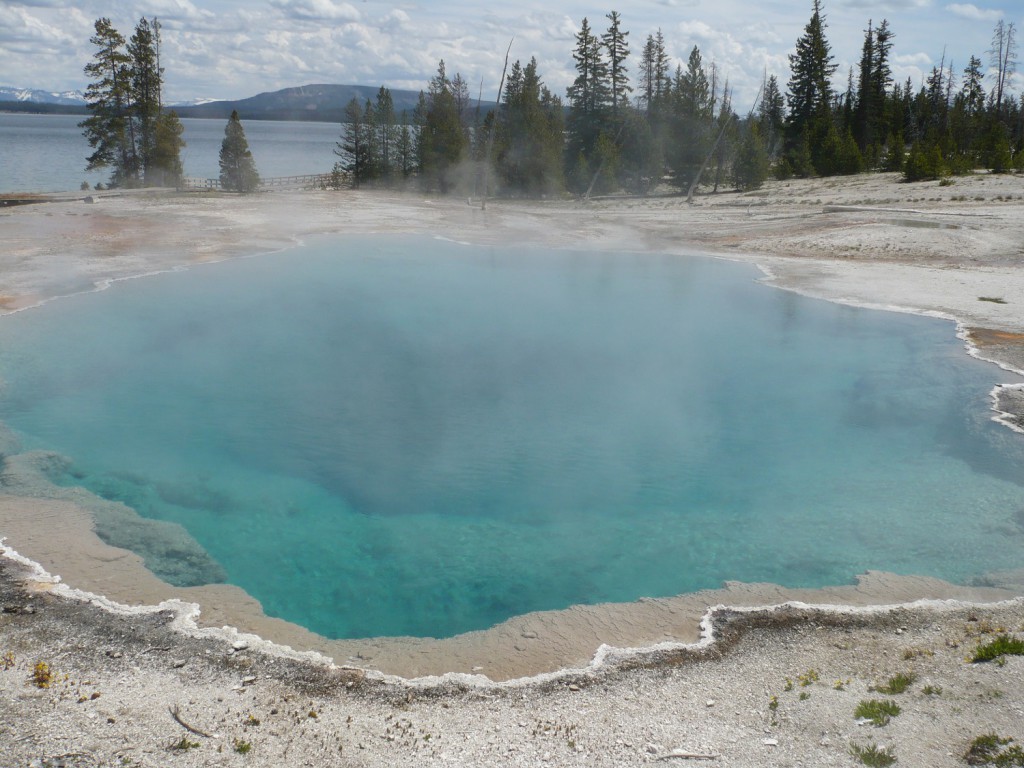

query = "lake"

[
  {"left": 0, "top": 112, "right": 344, "bottom": 193},
  {"left": 0, "top": 235, "right": 1022, "bottom": 639}
]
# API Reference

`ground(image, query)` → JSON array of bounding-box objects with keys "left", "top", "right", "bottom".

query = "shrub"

[
  {"left": 851, "top": 742, "right": 897, "bottom": 767},
  {"left": 873, "top": 672, "right": 916, "bottom": 695},
  {"left": 855, "top": 699, "right": 901, "bottom": 727},
  {"left": 971, "top": 635, "right": 1024, "bottom": 663},
  {"left": 32, "top": 661, "right": 54, "bottom": 689},
  {"left": 903, "top": 140, "right": 946, "bottom": 182},
  {"left": 964, "top": 733, "right": 1024, "bottom": 766}
]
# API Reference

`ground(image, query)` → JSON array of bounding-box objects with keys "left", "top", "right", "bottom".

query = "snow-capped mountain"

[
  {"left": 168, "top": 97, "right": 225, "bottom": 107},
  {"left": 0, "top": 86, "right": 86, "bottom": 105}
]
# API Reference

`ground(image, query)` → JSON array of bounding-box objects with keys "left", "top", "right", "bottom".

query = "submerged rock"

[{"left": 0, "top": 450, "right": 227, "bottom": 587}]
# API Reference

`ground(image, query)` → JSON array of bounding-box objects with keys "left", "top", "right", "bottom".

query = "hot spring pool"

[{"left": 1, "top": 235, "right": 1022, "bottom": 639}]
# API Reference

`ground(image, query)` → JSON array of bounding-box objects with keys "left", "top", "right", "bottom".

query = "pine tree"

[
  {"left": 733, "top": 121, "right": 770, "bottom": 190},
  {"left": 950, "top": 56, "right": 985, "bottom": 163},
  {"left": 418, "top": 60, "right": 468, "bottom": 192},
  {"left": 638, "top": 29, "right": 671, "bottom": 115},
  {"left": 128, "top": 17, "right": 162, "bottom": 182},
  {"left": 337, "top": 98, "right": 370, "bottom": 187},
  {"left": 149, "top": 109, "right": 185, "bottom": 186},
  {"left": 495, "top": 58, "right": 565, "bottom": 196},
  {"left": 81, "top": 16, "right": 181, "bottom": 188},
  {"left": 397, "top": 116, "right": 416, "bottom": 179},
  {"left": 758, "top": 74, "right": 786, "bottom": 160},
  {"left": 785, "top": 0, "right": 838, "bottom": 172},
  {"left": 602, "top": 11, "right": 631, "bottom": 118},
  {"left": 566, "top": 16, "right": 611, "bottom": 178},
  {"left": 639, "top": 33, "right": 657, "bottom": 112},
  {"left": 362, "top": 98, "right": 379, "bottom": 180},
  {"left": 666, "top": 46, "right": 713, "bottom": 189},
  {"left": 375, "top": 87, "right": 397, "bottom": 182},
  {"left": 872, "top": 20, "right": 894, "bottom": 121},
  {"left": 80, "top": 18, "right": 135, "bottom": 186},
  {"left": 219, "top": 110, "right": 260, "bottom": 192},
  {"left": 853, "top": 20, "right": 876, "bottom": 151}
]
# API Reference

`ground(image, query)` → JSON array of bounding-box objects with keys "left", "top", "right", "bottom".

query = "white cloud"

[
  {"left": 270, "top": 0, "right": 361, "bottom": 22},
  {"left": 945, "top": 3, "right": 1003, "bottom": 21},
  {"left": 135, "top": 0, "right": 211, "bottom": 22},
  {"left": 0, "top": 0, "right": 1012, "bottom": 109},
  {"left": 839, "top": 0, "right": 933, "bottom": 9},
  {"left": 893, "top": 51, "right": 936, "bottom": 67}
]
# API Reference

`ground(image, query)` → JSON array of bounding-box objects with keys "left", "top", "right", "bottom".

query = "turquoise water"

[{"left": 1, "top": 236, "right": 1022, "bottom": 639}]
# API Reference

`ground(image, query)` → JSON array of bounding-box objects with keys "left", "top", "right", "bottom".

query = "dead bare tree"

[
  {"left": 481, "top": 37, "right": 514, "bottom": 208},
  {"left": 686, "top": 80, "right": 763, "bottom": 204}
]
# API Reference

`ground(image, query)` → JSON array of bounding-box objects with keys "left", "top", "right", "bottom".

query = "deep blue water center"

[{"left": 1, "top": 236, "right": 1022, "bottom": 639}]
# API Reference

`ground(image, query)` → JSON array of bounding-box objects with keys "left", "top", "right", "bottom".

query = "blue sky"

[{"left": 1, "top": 0, "right": 1019, "bottom": 111}]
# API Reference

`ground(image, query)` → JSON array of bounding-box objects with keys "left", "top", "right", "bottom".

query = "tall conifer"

[
  {"left": 219, "top": 110, "right": 260, "bottom": 192},
  {"left": 80, "top": 18, "right": 134, "bottom": 185},
  {"left": 786, "top": 0, "right": 838, "bottom": 172},
  {"left": 602, "top": 11, "right": 631, "bottom": 118}
]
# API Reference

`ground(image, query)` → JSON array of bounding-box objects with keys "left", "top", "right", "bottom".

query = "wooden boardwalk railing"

[{"left": 178, "top": 172, "right": 341, "bottom": 192}]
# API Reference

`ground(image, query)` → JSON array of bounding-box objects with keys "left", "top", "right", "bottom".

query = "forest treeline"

[
  {"left": 82, "top": 2, "right": 1022, "bottom": 195},
  {"left": 337, "top": 1, "right": 1021, "bottom": 195}
]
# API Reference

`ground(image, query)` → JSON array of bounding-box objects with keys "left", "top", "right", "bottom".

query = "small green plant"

[
  {"left": 851, "top": 742, "right": 897, "bottom": 767},
  {"left": 855, "top": 699, "right": 901, "bottom": 727},
  {"left": 971, "top": 635, "right": 1024, "bottom": 663},
  {"left": 799, "top": 691, "right": 811, "bottom": 701},
  {"left": 170, "top": 737, "right": 201, "bottom": 751},
  {"left": 922, "top": 685, "right": 943, "bottom": 696},
  {"left": 964, "top": 733, "right": 1024, "bottom": 766},
  {"left": 768, "top": 695, "right": 779, "bottom": 711},
  {"left": 233, "top": 739, "right": 252, "bottom": 754},
  {"left": 978, "top": 297, "right": 1008, "bottom": 304},
  {"left": 1, "top": 651, "right": 14, "bottom": 671},
  {"left": 783, "top": 677, "right": 793, "bottom": 691},
  {"left": 873, "top": 672, "right": 917, "bottom": 694}
]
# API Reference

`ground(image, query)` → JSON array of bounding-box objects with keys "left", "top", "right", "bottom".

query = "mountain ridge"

[{"left": 1, "top": 83, "right": 496, "bottom": 122}]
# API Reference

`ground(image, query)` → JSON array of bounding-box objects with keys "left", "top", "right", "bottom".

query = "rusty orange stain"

[{"left": 968, "top": 328, "right": 1024, "bottom": 346}]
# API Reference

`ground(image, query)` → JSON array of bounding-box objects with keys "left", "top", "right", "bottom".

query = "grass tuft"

[
  {"left": 851, "top": 742, "right": 897, "bottom": 767},
  {"left": 855, "top": 699, "right": 901, "bottom": 727},
  {"left": 873, "top": 672, "right": 917, "bottom": 695},
  {"left": 971, "top": 635, "right": 1024, "bottom": 663},
  {"left": 964, "top": 733, "right": 1024, "bottom": 766}
]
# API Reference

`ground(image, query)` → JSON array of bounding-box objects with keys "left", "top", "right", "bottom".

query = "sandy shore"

[{"left": 2, "top": 172, "right": 1024, "bottom": 765}]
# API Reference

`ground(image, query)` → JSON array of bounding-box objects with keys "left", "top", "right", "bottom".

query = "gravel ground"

[{"left": 3, "top": 554, "right": 1024, "bottom": 768}]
